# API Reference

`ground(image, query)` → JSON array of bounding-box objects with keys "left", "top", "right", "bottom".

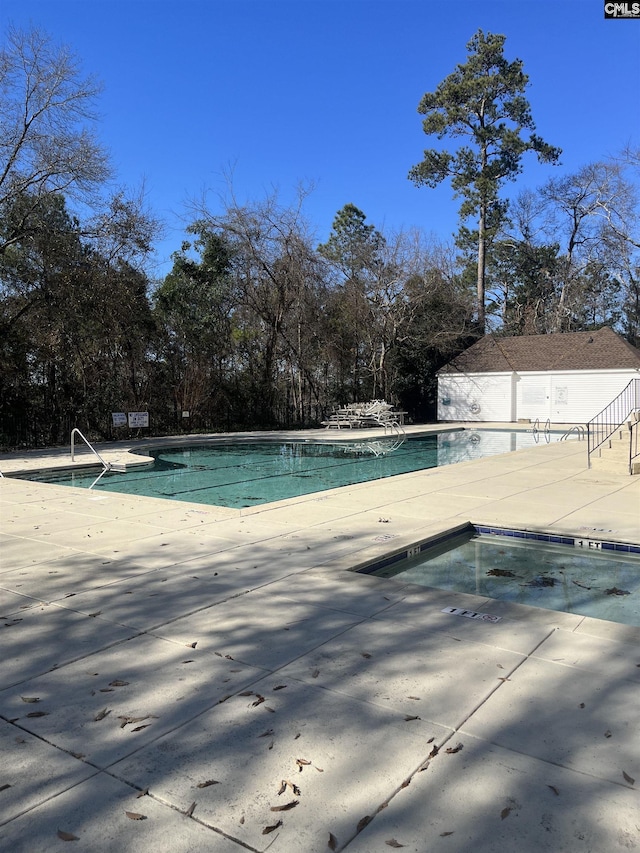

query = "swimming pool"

[
  {"left": 15, "top": 430, "right": 562, "bottom": 509},
  {"left": 360, "top": 526, "right": 640, "bottom": 626}
]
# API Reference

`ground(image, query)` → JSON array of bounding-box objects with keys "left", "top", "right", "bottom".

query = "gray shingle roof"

[{"left": 438, "top": 328, "right": 640, "bottom": 374}]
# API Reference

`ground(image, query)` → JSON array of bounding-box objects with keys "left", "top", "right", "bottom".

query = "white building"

[{"left": 437, "top": 328, "right": 640, "bottom": 424}]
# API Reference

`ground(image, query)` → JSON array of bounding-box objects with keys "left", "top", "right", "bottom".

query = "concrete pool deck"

[{"left": 0, "top": 424, "right": 638, "bottom": 852}]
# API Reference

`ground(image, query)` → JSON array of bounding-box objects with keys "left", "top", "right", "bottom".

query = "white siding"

[
  {"left": 517, "top": 369, "right": 638, "bottom": 423},
  {"left": 438, "top": 368, "right": 639, "bottom": 423},
  {"left": 438, "top": 373, "right": 512, "bottom": 422}
]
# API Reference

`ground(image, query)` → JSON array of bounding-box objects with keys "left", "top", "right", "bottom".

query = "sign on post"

[
  {"left": 128, "top": 412, "right": 149, "bottom": 428},
  {"left": 112, "top": 412, "right": 127, "bottom": 427}
]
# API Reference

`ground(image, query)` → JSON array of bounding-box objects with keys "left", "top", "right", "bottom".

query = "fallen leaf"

[
  {"left": 445, "top": 743, "right": 463, "bottom": 754},
  {"left": 258, "top": 729, "right": 274, "bottom": 738},
  {"left": 357, "top": 815, "right": 372, "bottom": 832},
  {"left": 361, "top": 652, "right": 372, "bottom": 658},
  {"left": 88, "top": 611, "right": 101, "bottom": 618},
  {"left": 296, "top": 758, "right": 311, "bottom": 771},
  {"left": 94, "top": 708, "right": 110, "bottom": 722},
  {"left": 500, "top": 807, "right": 511, "bottom": 820},
  {"left": 328, "top": 833, "right": 338, "bottom": 850},
  {"left": 428, "top": 745, "right": 439, "bottom": 759},
  {"left": 131, "top": 725, "right": 151, "bottom": 732},
  {"left": 548, "top": 785, "right": 560, "bottom": 796},
  {"left": 20, "top": 696, "right": 40, "bottom": 703},
  {"left": 440, "top": 831, "right": 454, "bottom": 837},
  {"left": 579, "top": 703, "right": 585, "bottom": 709},
  {"left": 486, "top": 569, "right": 516, "bottom": 577},
  {"left": 26, "top": 711, "right": 49, "bottom": 718},
  {"left": 125, "top": 811, "right": 146, "bottom": 821},
  {"left": 278, "top": 779, "right": 301, "bottom": 796},
  {"left": 407, "top": 696, "right": 420, "bottom": 700},
  {"left": 239, "top": 691, "right": 254, "bottom": 697},
  {"left": 136, "top": 788, "right": 148, "bottom": 798},
  {"left": 385, "top": 841, "right": 404, "bottom": 848},
  {"left": 604, "top": 730, "right": 612, "bottom": 738},
  {"left": 251, "top": 695, "right": 265, "bottom": 706},
  {"left": 262, "top": 820, "right": 283, "bottom": 835},
  {"left": 185, "top": 801, "right": 196, "bottom": 817},
  {"left": 270, "top": 800, "right": 299, "bottom": 812},
  {"left": 197, "top": 780, "right": 219, "bottom": 788},
  {"left": 404, "top": 714, "right": 420, "bottom": 722},
  {"left": 57, "top": 830, "right": 79, "bottom": 841},
  {"left": 273, "top": 684, "right": 287, "bottom": 691},
  {"left": 187, "top": 642, "right": 197, "bottom": 648},
  {"left": 118, "top": 715, "right": 155, "bottom": 728},
  {"left": 0, "top": 784, "right": 11, "bottom": 792},
  {"left": 605, "top": 587, "right": 630, "bottom": 596},
  {"left": 312, "top": 669, "right": 320, "bottom": 678},
  {"left": 622, "top": 771, "right": 635, "bottom": 785},
  {"left": 109, "top": 680, "right": 129, "bottom": 687}
]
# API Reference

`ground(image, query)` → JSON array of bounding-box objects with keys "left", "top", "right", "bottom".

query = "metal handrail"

[
  {"left": 70, "top": 427, "right": 115, "bottom": 489},
  {"left": 71, "top": 428, "right": 110, "bottom": 467},
  {"left": 630, "top": 419, "right": 640, "bottom": 475},
  {"left": 587, "top": 378, "right": 640, "bottom": 468}
]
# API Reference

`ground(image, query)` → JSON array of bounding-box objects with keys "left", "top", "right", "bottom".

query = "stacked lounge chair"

[{"left": 321, "top": 400, "right": 405, "bottom": 431}]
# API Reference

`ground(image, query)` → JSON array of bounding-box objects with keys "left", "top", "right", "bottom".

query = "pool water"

[
  {"left": 368, "top": 532, "right": 640, "bottom": 626},
  {"left": 15, "top": 430, "right": 559, "bottom": 509}
]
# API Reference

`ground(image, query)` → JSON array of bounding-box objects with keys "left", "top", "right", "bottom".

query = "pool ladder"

[
  {"left": 530, "top": 418, "right": 551, "bottom": 443},
  {"left": 560, "top": 425, "right": 586, "bottom": 441}
]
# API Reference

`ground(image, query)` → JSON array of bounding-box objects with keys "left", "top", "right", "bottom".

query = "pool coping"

[
  {"left": 0, "top": 421, "right": 569, "bottom": 477},
  {"left": 0, "top": 424, "right": 577, "bottom": 514},
  {"left": 354, "top": 523, "right": 640, "bottom": 578}
]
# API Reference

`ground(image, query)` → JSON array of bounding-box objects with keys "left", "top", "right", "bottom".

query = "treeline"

[
  {"left": 0, "top": 27, "right": 638, "bottom": 448},
  {"left": 1, "top": 181, "right": 638, "bottom": 448}
]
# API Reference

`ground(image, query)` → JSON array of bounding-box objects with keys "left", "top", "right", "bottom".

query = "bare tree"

[
  {"left": 190, "top": 182, "right": 327, "bottom": 424},
  {"left": 0, "top": 25, "right": 111, "bottom": 254},
  {"left": 540, "top": 160, "right": 639, "bottom": 331}
]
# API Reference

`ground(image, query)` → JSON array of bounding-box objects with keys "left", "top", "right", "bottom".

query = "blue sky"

[{"left": 2, "top": 0, "right": 639, "bottom": 278}]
